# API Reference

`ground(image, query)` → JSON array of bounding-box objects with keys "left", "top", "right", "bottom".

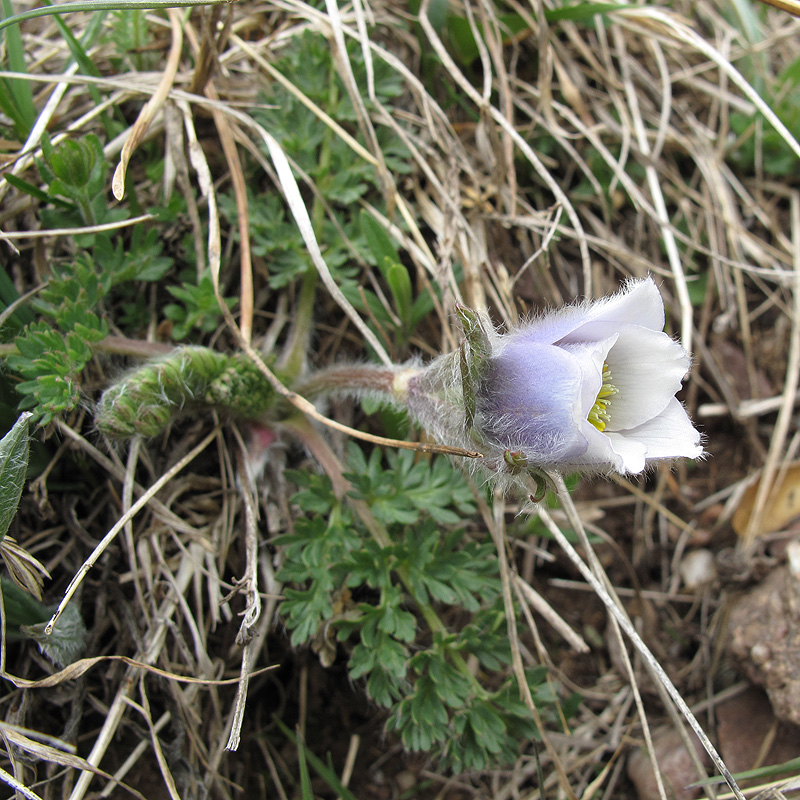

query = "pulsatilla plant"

[{"left": 84, "top": 276, "right": 700, "bottom": 770}]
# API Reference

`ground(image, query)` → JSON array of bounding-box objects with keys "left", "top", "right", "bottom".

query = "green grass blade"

[
  {"left": 295, "top": 730, "right": 313, "bottom": 800},
  {"left": 0, "top": 0, "right": 228, "bottom": 37},
  {"left": 275, "top": 719, "right": 361, "bottom": 800},
  {"left": 47, "top": 5, "right": 103, "bottom": 78},
  {"left": 0, "top": 0, "right": 37, "bottom": 137}
]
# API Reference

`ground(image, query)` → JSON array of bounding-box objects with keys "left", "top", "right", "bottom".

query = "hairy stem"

[{"left": 293, "top": 363, "right": 409, "bottom": 402}]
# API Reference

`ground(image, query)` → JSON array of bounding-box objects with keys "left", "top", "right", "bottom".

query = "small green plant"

[
  {"left": 722, "top": 3, "right": 800, "bottom": 179},
  {"left": 7, "top": 260, "right": 110, "bottom": 425},
  {"left": 37, "top": 133, "right": 128, "bottom": 232},
  {"left": 728, "top": 56, "right": 800, "bottom": 177},
  {"left": 1, "top": 134, "right": 242, "bottom": 423},
  {"left": 163, "top": 270, "right": 236, "bottom": 340},
  {"left": 276, "top": 442, "right": 571, "bottom": 771},
  {"left": 1, "top": 12, "right": 578, "bottom": 782}
]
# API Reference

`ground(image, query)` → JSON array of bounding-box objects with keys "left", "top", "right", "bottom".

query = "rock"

[
  {"left": 728, "top": 566, "right": 800, "bottom": 726},
  {"left": 628, "top": 727, "right": 710, "bottom": 800},
  {"left": 680, "top": 549, "right": 717, "bottom": 589},
  {"left": 716, "top": 688, "right": 800, "bottom": 773}
]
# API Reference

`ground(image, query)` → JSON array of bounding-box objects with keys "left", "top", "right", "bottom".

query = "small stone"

[
  {"left": 627, "top": 727, "right": 710, "bottom": 800},
  {"left": 395, "top": 770, "right": 416, "bottom": 792},
  {"left": 716, "top": 688, "right": 800, "bottom": 774},
  {"left": 680, "top": 549, "right": 717, "bottom": 589}
]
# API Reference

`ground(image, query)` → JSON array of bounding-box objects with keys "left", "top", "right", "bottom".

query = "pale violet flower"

[
  {"left": 401, "top": 277, "right": 702, "bottom": 476},
  {"left": 474, "top": 277, "right": 702, "bottom": 473}
]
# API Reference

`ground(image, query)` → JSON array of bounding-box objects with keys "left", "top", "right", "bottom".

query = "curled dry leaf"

[
  {"left": 0, "top": 537, "right": 49, "bottom": 601},
  {"left": 0, "top": 724, "right": 146, "bottom": 799},
  {"left": 732, "top": 463, "right": 800, "bottom": 538}
]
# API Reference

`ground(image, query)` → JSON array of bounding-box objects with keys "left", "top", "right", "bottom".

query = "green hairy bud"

[{"left": 95, "top": 346, "right": 275, "bottom": 438}]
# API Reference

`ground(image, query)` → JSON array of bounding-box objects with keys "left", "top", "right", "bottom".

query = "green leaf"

[
  {"left": 347, "top": 641, "right": 376, "bottom": 680},
  {"left": 366, "top": 665, "right": 403, "bottom": 708},
  {"left": 360, "top": 210, "right": 401, "bottom": 268},
  {"left": 410, "top": 677, "right": 448, "bottom": 728},
  {"left": 409, "top": 290, "right": 435, "bottom": 329},
  {"left": 21, "top": 602, "right": 86, "bottom": 667},
  {"left": 0, "top": 576, "right": 48, "bottom": 630},
  {"left": 378, "top": 589, "right": 416, "bottom": 643},
  {"left": 0, "top": 267, "right": 35, "bottom": 329},
  {"left": 467, "top": 701, "right": 506, "bottom": 745},
  {"left": 2, "top": 173, "right": 53, "bottom": 205},
  {"left": 164, "top": 272, "right": 236, "bottom": 339},
  {"left": 386, "top": 260, "right": 413, "bottom": 326},
  {"left": 0, "top": 412, "right": 32, "bottom": 541}
]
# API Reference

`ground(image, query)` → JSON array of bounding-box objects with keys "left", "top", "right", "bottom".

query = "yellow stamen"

[{"left": 588, "top": 363, "right": 617, "bottom": 432}]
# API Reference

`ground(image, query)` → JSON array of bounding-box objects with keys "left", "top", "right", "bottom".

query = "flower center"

[{"left": 587, "top": 363, "right": 617, "bottom": 432}]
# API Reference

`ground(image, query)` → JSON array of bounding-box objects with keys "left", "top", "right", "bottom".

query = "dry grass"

[{"left": 3, "top": 0, "right": 800, "bottom": 798}]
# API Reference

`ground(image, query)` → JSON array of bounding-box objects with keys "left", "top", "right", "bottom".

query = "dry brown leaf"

[
  {"left": 756, "top": 0, "right": 800, "bottom": 17},
  {"left": 112, "top": 10, "right": 183, "bottom": 200},
  {"left": 0, "top": 537, "right": 50, "bottom": 600},
  {"left": 732, "top": 463, "right": 800, "bottom": 538},
  {"left": 1, "top": 655, "right": 275, "bottom": 690},
  {"left": 0, "top": 725, "right": 145, "bottom": 799}
]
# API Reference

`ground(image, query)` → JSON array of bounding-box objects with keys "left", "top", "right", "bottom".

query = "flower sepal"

[
  {"left": 503, "top": 451, "right": 551, "bottom": 500},
  {"left": 455, "top": 304, "right": 493, "bottom": 435}
]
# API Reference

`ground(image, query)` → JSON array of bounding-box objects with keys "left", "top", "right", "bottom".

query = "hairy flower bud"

[
  {"left": 96, "top": 347, "right": 275, "bottom": 438},
  {"left": 402, "top": 278, "right": 702, "bottom": 476}
]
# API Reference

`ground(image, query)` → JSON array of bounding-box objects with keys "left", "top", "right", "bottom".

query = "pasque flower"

[
  {"left": 100, "top": 278, "right": 700, "bottom": 480},
  {"left": 401, "top": 277, "right": 702, "bottom": 476}
]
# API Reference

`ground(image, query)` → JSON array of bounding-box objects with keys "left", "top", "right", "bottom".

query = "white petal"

[
  {"left": 558, "top": 319, "right": 689, "bottom": 430},
  {"left": 558, "top": 335, "right": 617, "bottom": 417},
  {"left": 623, "top": 397, "right": 703, "bottom": 461},
  {"left": 603, "top": 431, "right": 648, "bottom": 473},
  {"left": 572, "top": 398, "right": 701, "bottom": 474},
  {"left": 579, "top": 423, "right": 627, "bottom": 471},
  {"left": 605, "top": 327, "right": 689, "bottom": 429},
  {"left": 561, "top": 321, "right": 686, "bottom": 430},
  {"left": 586, "top": 277, "right": 665, "bottom": 331},
  {"left": 514, "top": 277, "right": 663, "bottom": 347}
]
